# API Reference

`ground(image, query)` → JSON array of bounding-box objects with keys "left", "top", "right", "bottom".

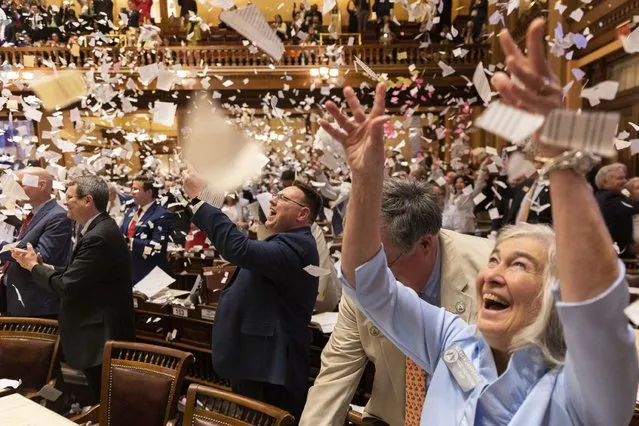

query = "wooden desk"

[{"left": 0, "top": 393, "right": 75, "bottom": 425}]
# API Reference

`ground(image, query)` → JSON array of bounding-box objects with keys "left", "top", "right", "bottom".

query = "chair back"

[
  {"left": 100, "top": 340, "right": 194, "bottom": 426},
  {"left": 0, "top": 317, "right": 60, "bottom": 393},
  {"left": 182, "top": 384, "right": 295, "bottom": 426}
]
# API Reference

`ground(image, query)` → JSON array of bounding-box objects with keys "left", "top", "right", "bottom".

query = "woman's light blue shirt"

[{"left": 340, "top": 248, "right": 639, "bottom": 425}]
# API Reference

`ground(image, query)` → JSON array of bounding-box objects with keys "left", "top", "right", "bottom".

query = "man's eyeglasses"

[{"left": 273, "top": 192, "right": 307, "bottom": 209}]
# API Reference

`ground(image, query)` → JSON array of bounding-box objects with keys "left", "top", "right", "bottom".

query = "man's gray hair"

[
  {"left": 381, "top": 178, "right": 442, "bottom": 253},
  {"left": 69, "top": 175, "right": 109, "bottom": 212},
  {"left": 594, "top": 163, "right": 625, "bottom": 190}
]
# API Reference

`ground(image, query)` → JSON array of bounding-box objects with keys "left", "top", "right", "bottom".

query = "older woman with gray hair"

[{"left": 319, "top": 18, "right": 639, "bottom": 426}]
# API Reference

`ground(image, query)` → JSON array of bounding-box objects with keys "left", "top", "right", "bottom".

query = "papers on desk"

[
  {"left": 0, "top": 379, "right": 20, "bottom": 391},
  {"left": 0, "top": 393, "right": 76, "bottom": 425},
  {"left": 349, "top": 404, "right": 365, "bottom": 414},
  {"left": 311, "top": 311, "right": 338, "bottom": 334},
  {"left": 133, "top": 266, "right": 176, "bottom": 299}
]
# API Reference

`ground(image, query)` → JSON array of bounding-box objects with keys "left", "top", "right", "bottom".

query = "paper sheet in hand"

[
  {"left": 0, "top": 241, "right": 19, "bottom": 254},
  {"left": 540, "top": 109, "right": 620, "bottom": 157},
  {"left": 475, "top": 101, "right": 545, "bottom": 143},
  {"left": 220, "top": 4, "right": 284, "bottom": 61},
  {"left": 133, "top": 266, "right": 176, "bottom": 298},
  {"left": 183, "top": 100, "right": 270, "bottom": 193},
  {"left": 30, "top": 70, "right": 88, "bottom": 111},
  {"left": 0, "top": 393, "right": 76, "bottom": 425},
  {"left": 197, "top": 187, "right": 226, "bottom": 209}
]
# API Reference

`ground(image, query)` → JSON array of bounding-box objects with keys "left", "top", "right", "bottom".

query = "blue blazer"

[
  {"left": 192, "top": 203, "right": 319, "bottom": 393},
  {"left": 120, "top": 202, "right": 175, "bottom": 284},
  {"left": 2, "top": 199, "right": 73, "bottom": 316}
]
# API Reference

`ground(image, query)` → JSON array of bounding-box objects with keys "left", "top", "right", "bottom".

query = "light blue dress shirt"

[
  {"left": 340, "top": 247, "right": 639, "bottom": 425},
  {"left": 419, "top": 240, "right": 441, "bottom": 307}
]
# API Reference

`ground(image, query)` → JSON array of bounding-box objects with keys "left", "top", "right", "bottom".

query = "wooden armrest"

[
  {"left": 346, "top": 409, "right": 364, "bottom": 425},
  {"left": 70, "top": 404, "right": 100, "bottom": 425}
]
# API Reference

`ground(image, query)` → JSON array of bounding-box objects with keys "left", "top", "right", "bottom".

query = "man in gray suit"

[{"left": 1, "top": 168, "right": 73, "bottom": 318}]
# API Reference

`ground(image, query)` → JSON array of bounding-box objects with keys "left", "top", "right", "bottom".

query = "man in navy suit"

[
  {"left": 183, "top": 173, "right": 321, "bottom": 423},
  {"left": 1, "top": 167, "right": 73, "bottom": 318},
  {"left": 120, "top": 177, "right": 176, "bottom": 284}
]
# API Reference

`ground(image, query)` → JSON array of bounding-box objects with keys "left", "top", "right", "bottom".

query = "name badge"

[{"left": 442, "top": 344, "right": 482, "bottom": 392}]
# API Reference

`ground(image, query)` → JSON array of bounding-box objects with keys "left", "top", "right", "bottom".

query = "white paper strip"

[
  {"left": 540, "top": 109, "right": 620, "bottom": 157},
  {"left": 219, "top": 4, "right": 284, "bottom": 61},
  {"left": 475, "top": 101, "right": 545, "bottom": 142}
]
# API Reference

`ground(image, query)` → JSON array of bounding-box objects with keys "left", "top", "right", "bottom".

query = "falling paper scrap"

[
  {"left": 353, "top": 56, "right": 378, "bottom": 80},
  {"left": 475, "top": 101, "right": 545, "bottom": 143},
  {"left": 621, "top": 25, "right": 639, "bottom": 53},
  {"left": 30, "top": 70, "right": 88, "bottom": 111},
  {"left": 303, "top": 264, "right": 332, "bottom": 277},
  {"left": 182, "top": 99, "right": 270, "bottom": 193},
  {"left": 540, "top": 109, "right": 620, "bottom": 157},
  {"left": 220, "top": 4, "right": 284, "bottom": 61},
  {"left": 580, "top": 80, "right": 619, "bottom": 107},
  {"left": 472, "top": 62, "right": 492, "bottom": 104}
]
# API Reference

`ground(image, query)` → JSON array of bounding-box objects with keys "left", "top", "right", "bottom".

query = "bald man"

[{"left": 0, "top": 168, "right": 73, "bottom": 318}]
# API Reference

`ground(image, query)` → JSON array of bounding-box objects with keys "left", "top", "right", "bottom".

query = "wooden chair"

[
  {"left": 0, "top": 317, "right": 61, "bottom": 398},
  {"left": 72, "top": 340, "right": 194, "bottom": 426},
  {"left": 182, "top": 384, "right": 294, "bottom": 426},
  {"left": 346, "top": 409, "right": 364, "bottom": 425}
]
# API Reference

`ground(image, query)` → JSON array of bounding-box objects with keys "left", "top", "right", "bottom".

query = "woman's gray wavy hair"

[{"left": 496, "top": 223, "right": 566, "bottom": 368}]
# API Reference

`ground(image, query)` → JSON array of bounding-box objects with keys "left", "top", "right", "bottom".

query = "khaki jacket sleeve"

[{"left": 300, "top": 295, "right": 368, "bottom": 426}]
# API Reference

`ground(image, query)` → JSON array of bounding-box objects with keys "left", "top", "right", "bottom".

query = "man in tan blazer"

[{"left": 300, "top": 179, "right": 492, "bottom": 426}]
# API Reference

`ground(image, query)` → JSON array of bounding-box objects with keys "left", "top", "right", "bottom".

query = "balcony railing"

[{"left": 0, "top": 43, "right": 489, "bottom": 71}]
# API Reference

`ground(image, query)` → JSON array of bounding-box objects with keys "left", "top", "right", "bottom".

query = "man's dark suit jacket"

[
  {"left": 503, "top": 177, "right": 553, "bottom": 227},
  {"left": 120, "top": 202, "right": 175, "bottom": 284},
  {"left": 595, "top": 189, "right": 639, "bottom": 258},
  {"left": 192, "top": 203, "right": 319, "bottom": 394},
  {"left": 2, "top": 200, "right": 73, "bottom": 316},
  {"left": 31, "top": 212, "right": 135, "bottom": 369}
]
